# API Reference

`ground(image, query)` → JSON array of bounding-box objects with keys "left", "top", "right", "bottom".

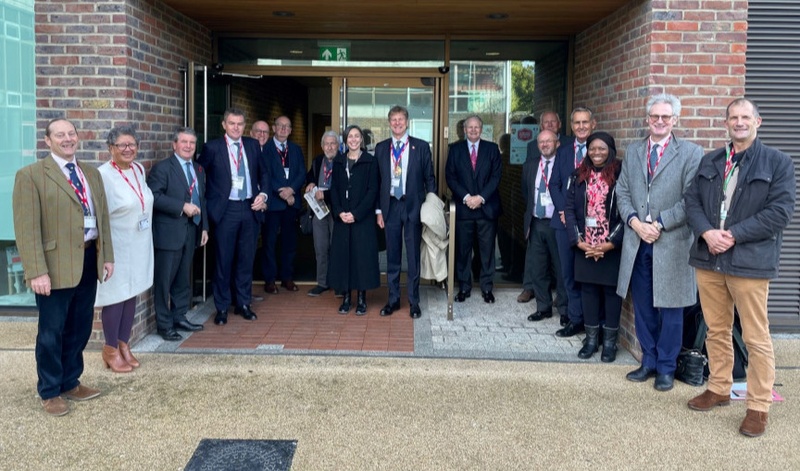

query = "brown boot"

[
  {"left": 102, "top": 345, "right": 132, "bottom": 373},
  {"left": 118, "top": 341, "right": 140, "bottom": 368},
  {"left": 739, "top": 409, "right": 768, "bottom": 437},
  {"left": 687, "top": 389, "right": 730, "bottom": 411}
]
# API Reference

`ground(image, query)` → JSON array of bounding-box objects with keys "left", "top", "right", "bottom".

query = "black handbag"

[
  {"left": 675, "top": 316, "right": 708, "bottom": 387},
  {"left": 299, "top": 208, "right": 314, "bottom": 235}
]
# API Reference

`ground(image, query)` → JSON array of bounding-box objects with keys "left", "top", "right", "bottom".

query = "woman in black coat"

[
  {"left": 328, "top": 125, "right": 380, "bottom": 315},
  {"left": 565, "top": 132, "right": 624, "bottom": 361}
]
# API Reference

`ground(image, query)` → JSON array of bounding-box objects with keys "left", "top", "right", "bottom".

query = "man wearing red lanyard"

[
  {"left": 521, "top": 130, "right": 568, "bottom": 323},
  {"left": 616, "top": 94, "right": 703, "bottom": 392},
  {"left": 13, "top": 119, "right": 115, "bottom": 416},
  {"left": 198, "top": 108, "right": 269, "bottom": 326},
  {"left": 261, "top": 115, "right": 307, "bottom": 294},
  {"left": 685, "top": 98, "right": 795, "bottom": 437},
  {"left": 376, "top": 105, "right": 436, "bottom": 318}
]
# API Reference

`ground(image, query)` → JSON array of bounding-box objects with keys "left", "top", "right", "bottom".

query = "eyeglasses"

[
  {"left": 648, "top": 114, "right": 675, "bottom": 123},
  {"left": 253, "top": 130, "right": 269, "bottom": 134},
  {"left": 275, "top": 124, "right": 291, "bottom": 129},
  {"left": 113, "top": 143, "right": 138, "bottom": 150}
]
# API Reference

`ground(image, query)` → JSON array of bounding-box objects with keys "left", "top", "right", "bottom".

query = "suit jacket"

[
  {"left": 197, "top": 135, "right": 269, "bottom": 225},
  {"left": 445, "top": 139, "right": 502, "bottom": 220},
  {"left": 148, "top": 155, "right": 209, "bottom": 251},
  {"left": 265, "top": 140, "right": 306, "bottom": 211},
  {"left": 548, "top": 135, "right": 579, "bottom": 230},
  {"left": 616, "top": 135, "right": 703, "bottom": 307},
  {"left": 12, "top": 156, "right": 114, "bottom": 289},
  {"left": 376, "top": 135, "right": 436, "bottom": 222},
  {"left": 522, "top": 153, "right": 557, "bottom": 240}
]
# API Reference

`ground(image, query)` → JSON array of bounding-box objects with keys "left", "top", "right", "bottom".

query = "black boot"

[
  {"left": 356, "top": 290, "right": 367, "bottom": 316},
  {"left": 578, "top": 325, "right": 600, "bottom": 359},
  {"left": 601, "top": 326, "right": 619, "bottom": 363},
  {"left": 338, "top": 291, "right": 352, "bottom": 314}
]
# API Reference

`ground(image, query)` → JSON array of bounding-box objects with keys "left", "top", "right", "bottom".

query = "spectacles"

[
  {"left": 648, "top": 114, "right": 674, "bottom": 123},
  {"left": 275, "top": 124, "right": 291, "bottom": 129},
  {"left": 253, "top": 130, "right": 269, "bottom": 134},
  {"left": 113, "top": 143, "right": 138, "bottom": 150}
]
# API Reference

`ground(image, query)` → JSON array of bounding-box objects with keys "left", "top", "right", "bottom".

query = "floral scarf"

[{"left": 585, "top": 170, "right": 610, "bottom": 246}]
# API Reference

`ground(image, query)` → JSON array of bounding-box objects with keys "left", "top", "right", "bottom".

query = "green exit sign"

[{"left": 319, "top": 46, "right": 349, "bottom": 62}]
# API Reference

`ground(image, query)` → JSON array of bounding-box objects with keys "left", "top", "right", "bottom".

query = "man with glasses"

[
  {"left": 250, "top": 120, "right": 270, "bottom": 152},
  {"left": 262, "top": 116, "right": 306, "bottom": 294},
  {"left": 617, "top": 94, "right": 703, "bottom": 392}
]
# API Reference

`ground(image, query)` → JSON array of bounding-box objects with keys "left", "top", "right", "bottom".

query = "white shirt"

[
  {"left": 536, "top": 154, "right": 555, "bottom": 219},
  {"left": 51, "top": 153, "right": 97, "bottom": 241}
]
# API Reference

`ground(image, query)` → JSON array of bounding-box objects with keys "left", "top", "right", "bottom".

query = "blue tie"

[
  {"left": 185, "top": 161, "right": 200, "bottom": 225},
  {"left": 575, "top": 143, "right": 585, "bottom": 168},
  {"left": 65, "top": 163, "right": 89, "bottom": 216},
  {"left": 393, "top": 141, "right": 403, "bottom": 199},
  {"left": 648, "top": 144, "right": 659, "bottom": 183},
  {"left": 234, "top": 142, "right": 246, "bottom": 199}
]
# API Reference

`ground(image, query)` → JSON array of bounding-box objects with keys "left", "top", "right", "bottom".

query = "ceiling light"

[
  {"left": 487, "top": 13, "right": 508, "bottom": 20},
  {"left": 289, "top": 50, "right": 303, "bottom": 54},
  {"left": 485, "top": 52, "right": 500, "bottom": 56},
  {"left": 273, "top": 11, "right": 295, "bottom": 17}
]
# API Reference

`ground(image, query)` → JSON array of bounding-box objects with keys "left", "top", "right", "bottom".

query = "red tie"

[{"left": 470, "top": 144, "right": 477, "bottom": 171}]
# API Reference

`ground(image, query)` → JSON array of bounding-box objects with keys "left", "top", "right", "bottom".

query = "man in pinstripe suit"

[{"left": 13, "top": 119, "right": 115, "bottom": 416}]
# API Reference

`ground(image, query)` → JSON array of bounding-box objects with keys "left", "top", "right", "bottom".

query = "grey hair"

[
  {"left": 321, "top": 130, "right": 339, "bottom": 146},
  {"left": 647, "top": 93, "right": 682, "bottom": 117},
  {"left": 570, "top": 106, "right": 594, "bottom": 122},
  {"left": 106, "top": 125, "right": 139, "bottom": 146},
  {"left": 539, "top": 110, "right": 560, "bottom": 124},
  {"left": 726, "top": 98, "right": 760, "bottom": 119},
  {"left": 463, "top": 115, "right": 483, "bottom": 129},
  {"left": 172, "top": 127, "right": 197, "bottom": 142}
]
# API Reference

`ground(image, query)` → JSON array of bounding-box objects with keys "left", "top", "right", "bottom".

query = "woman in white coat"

[{"left": 95, "top": 126, "right": 154, "bottom": 372}]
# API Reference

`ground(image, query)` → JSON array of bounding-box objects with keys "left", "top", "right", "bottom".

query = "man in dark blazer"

[
  {"left": 376, "top": 105, "right": 436, "bottom": 319},
  {"left": 532, "top": 106, "right": 596, "bottom": 338},
  {"left": 445, "top": 115, "right": 502, "bottom": 303},
  {"left": 198, "top": 108, "right": 269, "bottom": 326},
  {"left": 148, "top": 127, "right": 209, "bottom": 341},
  {"left": 13, "top": 118, "right": 114, "bottom": 416},
  {"left": 261, "top": 115, "right": 306, "bottom": 294}
]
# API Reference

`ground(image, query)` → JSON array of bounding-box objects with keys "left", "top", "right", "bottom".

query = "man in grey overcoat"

[{"left": 616, "top": 94, "right": 703, "bottom": 392}]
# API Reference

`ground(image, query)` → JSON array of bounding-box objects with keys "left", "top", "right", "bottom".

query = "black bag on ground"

[{"left": 299, "top": 208, "right": 314, "bottom": 235}]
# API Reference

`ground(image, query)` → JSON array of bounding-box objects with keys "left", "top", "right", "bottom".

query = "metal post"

[{"left": 447, "top": 200, "right": 456, "bottom": 321}]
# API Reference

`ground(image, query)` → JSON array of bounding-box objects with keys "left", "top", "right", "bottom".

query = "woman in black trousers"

[{"left": 565, "top": 132, "right": 624, "bottom": 361}]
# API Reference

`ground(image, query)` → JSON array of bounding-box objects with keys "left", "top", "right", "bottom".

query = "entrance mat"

[{"left": 185, "top": 439, "right": 297, "bottom": 471}]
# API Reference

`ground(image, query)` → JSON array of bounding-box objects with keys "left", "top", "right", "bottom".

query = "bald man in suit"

[{"left": 13, "top": 118, "right": 114, "bottom": 416}]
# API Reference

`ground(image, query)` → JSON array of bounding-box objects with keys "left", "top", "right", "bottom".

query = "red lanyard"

[
  {"left": 392, "top": 139, "right": 407, "bottom": 170},
  {"left": 646, "top": 136, "right": 671, "bottom": 178},
  {"left": 225, "top": 136, "right": 243, "bottom": 173},
  {"left": 539, "top": 157, "right": 552, "bottom": 192},
  {"left": 111, "top": 161, "right": 145, "bottom": 212},
  {"left": 573, "top": 141, "right": 585, "bottom": 168},
  {"left": 277, "top": 142, "right": 288, "bottom": 167},
  {"left": 323, "top": 159, "right": 333, "bottom": 183},
  {"left": 66, "top": 164, "right": 90, "bottom": 212}
]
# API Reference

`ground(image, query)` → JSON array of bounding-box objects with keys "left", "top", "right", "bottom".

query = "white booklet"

[{"left": 304, "top": 188, "right": 330, "bottom": 220}]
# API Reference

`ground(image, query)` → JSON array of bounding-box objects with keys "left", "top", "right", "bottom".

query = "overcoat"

[{"left": 616, "top": 136, "right": 703, "bottom": 307}]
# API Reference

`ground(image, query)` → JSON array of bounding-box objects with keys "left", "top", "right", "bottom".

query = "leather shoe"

[
  {"left": 482, "top": 291, "right": 495, "bottom": 303},
  {"left": 158, "top": 329, "right": 183, "bottom": 341},
  {"left": 380, "top": 301, "right": 400, "bottom": 316},
  {"left": 234, "top": 305, "right": 257, "bottom": 321},
  {"left": 527, "top": 311, "right": 552, "bottom": 322},
  {"left": 214, "top": 310, "right": 228, "bottom": 325},
  {"left": 409, "top": 304, "right": 422, "bottom": 319},
  {"left": 62, "top": 384, "right": 101, "bottom": 401},
  {"left": 174, "top": 320, "right": 203, "bottom": 332},
  {"left": 559, "top": 314, "right": 569, "bottom": 327},
  {"left": 42, "top": 397, "right": 69, "bottom": 416},
  {"left": 654, "top": 373, "right": 674, "bottom": 392},
  {"left": 739, "top": 409, "right": 768, "bottom": 437},
  {"left": 516, "top": 289, "right": 534, "bottom": 303},
  {"left": 688, "top": 389, "right": 731, "bottom": 411},
  {"left": 281, "top": 280, "right": 299, "bottom": 291},
  {"left": 264, "top": 283, "right": 279, "bottom": 294},
  {"left": 626, "top": 365, "right": 657, "bottom": 382},
  {"left": 455, "top": 291, "right": 470, "bottom": 302},
  {"left": 555, "top": 321, "right": 584, "bottom": 337}
]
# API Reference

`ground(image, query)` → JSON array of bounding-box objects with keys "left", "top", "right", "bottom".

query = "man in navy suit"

[
  {"left": 148, "top": 127, "right": 209, "bottom": 341},
  {"left": 445, "top": 115, "right": 502, "bottom": 303},
  {"left": 261, "top": 115, "right": 306, "bottom": 294},
  {"left": 198, "top": 108, "right": 269, "bottom": 325},
  {"left": 376, "top": 105, "right": 436, "bottom": 319},
  {"left": 529, "top": 106, "right": 596, "bottom": 338}
]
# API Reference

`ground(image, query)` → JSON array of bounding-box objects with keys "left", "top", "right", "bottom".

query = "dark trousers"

[
  {"left": 35, "top": 244, "right": 97, "bottom": 400},
  {"left": 555, "top": 228, "right": 582, "bottom": 323},
  {"left": 385, "top": 198, "right": 422, "bottom": 305},
  {"left": 101, "top": 297, "right": 136, "bottom": 346},
  {"left": 631, "top": 242, "right": 683, "bottom": 374},
  {"left": 212, "top": 200, "right": 256, "bottom": 311},
  {"left": 581, "top": 283, "right": 622, "bottom": 328},
  {"left": 455, "top": 217, "right": 496, "bottom": 293},
  {"left": 526, "top": 218, "right": 567, "bottom": 314},
  {"left": 262, "top": 207, "right": 299, "bottom": 283},
  {"left": 154, "top": 224, "right": 197, "bottom": 331}
]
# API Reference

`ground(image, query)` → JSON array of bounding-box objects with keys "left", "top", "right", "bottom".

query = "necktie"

[
  {"left": 185, "top": 161, "right": 200, "bottom": 225},
  {"left": 234, "top": 142, "right": 246, "bottom": 199},
  {"left": 470, "top": 144, "right": 477, "bottom": 171},
  {"left": 648, "top": 144, "right": 659, "bottom": 183},
  {"left": 536, "top": 160, "right": 550, "bottom": 218},
  {"left": 575, "top": 143, "right": 586, "bottom": 168},
  {"left": 65, "top": 163, "right": 89, "bottom": 216},
  {"left": 393, "top": 141, "right": 403, "bottom": 199}
]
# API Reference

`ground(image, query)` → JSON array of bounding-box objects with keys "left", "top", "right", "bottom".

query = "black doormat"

[{"left": 185, "top": 439, "right": 297, "bottom": 471}]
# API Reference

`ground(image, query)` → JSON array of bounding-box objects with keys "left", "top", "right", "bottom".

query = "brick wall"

[
  {"left": 573, "top": 0, "right": 747, "bottom": 356},
  {"left": 35, "top": 0, "right": 211, "bottom": 347}
]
